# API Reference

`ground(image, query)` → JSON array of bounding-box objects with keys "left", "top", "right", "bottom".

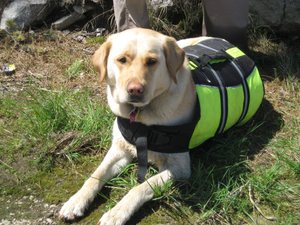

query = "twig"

[
  {"left": 0, "top": 159, "right": 13, "bottom": 169},
  {"left": 248, "top": 183, "right": 279, "bottom": 221},
  {"left": 39, "top": 88, "right": 61, "bottom": 93},
  {"left": 228, "top": 180, "right": 251, "bottom": 198},
  {"left": 213, "top": 211, "right": 231, "bottom": 225},
  {"left": 104, "top": 186, "right": 126, "bottom": 190},
  {"left": 0, "top": 127, "right": 13, "bottom": 135},
  {"left": 0, "top": 126, "right": 23, "bottom": 139}
]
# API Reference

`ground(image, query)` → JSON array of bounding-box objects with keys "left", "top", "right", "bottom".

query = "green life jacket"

[
  {"left": 117, "top": 38, "right": 264, "bottom": 182},
  {"left": 184, "top": 38, "right": 264, "bottom": 148}
]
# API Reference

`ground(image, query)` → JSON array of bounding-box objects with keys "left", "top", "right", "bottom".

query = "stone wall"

[
  {"left": 249, "top": 0, "right": 300, "bottom": 35},
  {"left": 1, "top": 0, "right": 300, "bottom": 36}
]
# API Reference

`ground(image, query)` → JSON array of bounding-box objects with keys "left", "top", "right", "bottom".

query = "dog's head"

[{"left": 93, "top": 28, "right": 186, "bottom": 109}]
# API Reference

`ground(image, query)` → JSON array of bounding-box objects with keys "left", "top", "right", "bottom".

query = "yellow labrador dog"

[{"left": 58, "top": 28, "right": 227, "bottom": 224}]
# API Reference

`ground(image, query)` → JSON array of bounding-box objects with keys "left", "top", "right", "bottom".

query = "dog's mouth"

[
  {"left": 127, "top": 95, "right": 144, "bottom": 104},
  {"left": 126, "top": 95, "right": 149, "bottom": 108},
  {"left": 128, "top": 105, "right": 145, "bottom": 123},
  {"left": 127, "top": 100, "right": 146, "bottom": 107}
]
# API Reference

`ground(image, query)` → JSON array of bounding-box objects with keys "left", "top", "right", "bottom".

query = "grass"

[
  {"left": 65, "top": 59, "right": 85, "bottom": 79},
  {"left": 1, "top": 22, "right": 300, "bottom": 224},
  {"left": 1, "top": 84, "right": 114, "bottom": 171}
]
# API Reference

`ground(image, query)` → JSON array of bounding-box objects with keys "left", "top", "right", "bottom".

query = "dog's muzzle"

[{"left": 127, "top": 81, "right": 145, "bottom": 103}]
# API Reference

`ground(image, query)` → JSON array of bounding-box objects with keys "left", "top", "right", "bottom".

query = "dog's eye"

[
  {"left": 118, "top": 57, "right": 127, "bottom": 64},
  {"left": 147, "top": 58, "right": 157, "bottom": 66}
]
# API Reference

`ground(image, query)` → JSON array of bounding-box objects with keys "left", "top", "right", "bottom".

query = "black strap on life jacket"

[
  {"left": 117, "top": 100, "right": 199, "bottom": 183},
  {"left": 184, "top": 38, "right": 255, "bottom": 132}
]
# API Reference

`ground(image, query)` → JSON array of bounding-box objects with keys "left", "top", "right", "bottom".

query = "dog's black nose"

[{"left": 127, "top": 81, "right": 145, "bottom": 96}]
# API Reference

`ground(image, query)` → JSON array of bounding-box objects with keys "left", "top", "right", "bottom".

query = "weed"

[
  {"left": 65, "top": 59, "right": 85, "bottom": 79},
  {"left": 5, "top": 19, "right": 17, "bottom": 31},
  {"left": 12, "top": 31, "right": 25, "bottom": 42},
  {"left": 87, "top": 36, "right": 106, "bottom": 44}
]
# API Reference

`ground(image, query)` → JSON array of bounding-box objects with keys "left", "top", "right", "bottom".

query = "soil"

[{"left": 0, "top": 195, "right": 60, "bottom": 225}]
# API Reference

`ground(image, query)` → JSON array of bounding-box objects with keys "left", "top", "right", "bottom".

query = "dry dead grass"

[{"left": 0, "top": 29, "right": 105, "bottom": 95}]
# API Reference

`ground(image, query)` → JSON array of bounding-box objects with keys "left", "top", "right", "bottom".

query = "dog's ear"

[
  {"left": 163, "top": 37, "right": 186, "bottom": 84},
  {"left": 93, "top": 40, "right": 112, "bottom": 84}
]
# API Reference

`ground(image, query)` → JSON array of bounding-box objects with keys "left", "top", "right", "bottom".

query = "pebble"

[
  {"left": 0, "top": 220, "right": 11, "bottom": 225},
  {"left": 1, "top": 196, "right": 60, "bottom": 225},
  {"left": 49, "top": 204, "right": 57, "bottom": 209},
  {"left": 280, "top": 90, "right": 287, "bottom": 95}
]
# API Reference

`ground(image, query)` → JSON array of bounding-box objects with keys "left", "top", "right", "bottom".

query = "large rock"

[
  {"left": 0, "top": 0, "right": 56, "bottom": 30},
  {"left": 249, "top": 0, "right": 300, "bottom": 35}
]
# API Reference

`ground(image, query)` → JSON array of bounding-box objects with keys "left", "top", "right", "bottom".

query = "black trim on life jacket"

[
  {"left": 184, "top": 38, "right": 255, "bottom": 134},
  {"left": 117, "top": 100, "right": 200, "bottom": 183}
]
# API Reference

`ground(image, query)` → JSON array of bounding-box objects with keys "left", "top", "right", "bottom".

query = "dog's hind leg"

[
  {"left": 98, "top": 152, "right": 191, "bottom": 225},
  {"left": 59, "top": 145, "right": 134, "bottom": 221}
]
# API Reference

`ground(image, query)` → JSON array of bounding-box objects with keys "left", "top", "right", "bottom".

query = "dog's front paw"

[
  {"left": 59, "top": 192, "right": 91, "bottom": 220},
  {"left": 98, "top": 205, "right": 131, "bottom": 225}
]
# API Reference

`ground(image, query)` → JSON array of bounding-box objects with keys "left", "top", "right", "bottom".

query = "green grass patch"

[
  {"left": 0, "top": 84, "right": 114, "bottom": 171},
  {"left": 64, "top": 59, "right": 85, "bottom": 79},
  {"left": 87, "top": 36, "right": 107, "bottom": 45}
]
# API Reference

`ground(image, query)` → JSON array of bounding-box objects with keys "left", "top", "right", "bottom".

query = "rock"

[
  {"left": 51, "top": 3, "right": 95, "bottom": 30},
  {"left": 149, "top": 0, "right": 173, "bottom": 10},
  {"left": 49, "top": 204, "right": 57, "bottom": 209},
  {"left": 73, "top": 3, "right": 95, "bottom": 14},
  {"left": 249, "top": 0, "right": 300, "bottom": 35},
  {"left": 96, "top": 27, "right": 106, "bottom": 36},
  {"left": 1, "top": 220, "right": 11, "bottom": 225},
  {"left": 46, "top": 218, "right": 53, "bottom": 224},
  {"left": 0, "top": 0, "right": 56, "bottom": 30},
  {"left": 46, "top": 212, "right": 54, "bottom": 218},
  {"left": 280, "top": 90, "right": 287, "bottom": 95},
  {"left": 51, "top": 11, "right": 86, "bottom": 30}
]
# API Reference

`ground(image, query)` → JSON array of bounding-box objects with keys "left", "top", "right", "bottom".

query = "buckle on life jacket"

[
  {"left": 148, "top": 130, "right": 172, "bottom": 146},
  {"left": 188, "top": 49, "right": 234, "bottom": 69}
]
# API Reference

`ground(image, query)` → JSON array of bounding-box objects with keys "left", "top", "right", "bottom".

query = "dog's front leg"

[
  {"left": 98, "top": 153, "right": 191, "bottom": 225},
  {"left": 98, "top": 169, "right": 172, "bottom": 225},
  {"left": 59, "top": 145, "right": 133, "bottom": 220}
]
